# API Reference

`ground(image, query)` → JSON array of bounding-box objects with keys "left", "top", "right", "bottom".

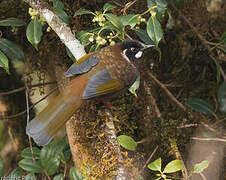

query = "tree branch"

[{"left": 0, "top": 81, "right": 56, "bottom": 96}]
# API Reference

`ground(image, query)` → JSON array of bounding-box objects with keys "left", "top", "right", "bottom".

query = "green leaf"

[
  {"left": 21, "top": 147, "right": 41, "bottom": 159},
  {"left": 54, "top": 7, "right": 70, "bottom": 24},
  {"left": 163, "top": 160, "right": 183, "bottom": 173},
  {"left": 220, "top": 32, "right": 226, "bottom": 45},
  {"left": 18, "top": 159, "right": 43, "bottom": 173},
  {"left": 185, "top": 98, "right": 216, "bottom": 116},
  {"left": 0, "top": 38, "right": 25, "bottom": 61},
  {"left": 89, "top": 44, "right": 100, "bottom": 53},
  {"left": 147, "top": 16, "right": 163, "bottom": 46},
  {"left": 40, "top": 140, "right": 66, "bottom": 175},
  {"left": 61, "top": 145, "right": 72, "bottom": 163},
  {"left": 117, "top": 135, "right": 137, "bottom": 151},
  {"left": 0, "top": 156, "right": 3, "bottom": 177},
  {"left": 134, "top": 29, "right": 155, "bottom": 45},
  {"left": 148, "top": 157, "right": 162, "bottom": 172},
  {"left": 217, "top": 82, "right": 226, "bottom": 113},
  {"left": 0, "top": 18, "right": 26, "bottom": 27},
  {"left": 129, "top": 74, "right": 140, "bottom": 97},
  {"left": 9, "top": 167, "right": 23, "bottom": 177},
  {"left": 103, "top": 3, "right": 116, "bottom": 12},
  {"left": 76, "top": 31, "right": 92, "bottom": 47},
  {"left": 73, "top": 8, "right": 94, "bottom": 17},
  {"left": 26, "top": 19, "right": 43, "bottom": 50},
  {"left": 119, "top": 14, "right": 138, "bottom": 28},
  {"left": 105, "top": 13, "right": 124, "bottom": 31},
  {"left": 193, "top": 160, "right": 209, "bottom": 174},
  {"left": 51, "top": 0, "right": 64, "bottom": 9},
  {"left": 70, "top": 167, "right": 84, "bottom": 180},
  {"left": 0, "top": 50, "right": 9, "bottom": 74},
  {"left": 53, "top": 173, "right": 64, "bottom": 180},
  {"left": 25, "top": 173, "right": 36, "bottom": 180}
]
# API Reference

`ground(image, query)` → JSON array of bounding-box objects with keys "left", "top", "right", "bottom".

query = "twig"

[
  {"left": 143, "top": 81, "right": 162, "bottom": 118},
  {"left": 0, "top": 81, "right": 57, "bottom": 96},
  {"left": 170, "top": 3, "right": 226, "bottom": 82},
  {"left": 191, "top": 137, "right": 226, "bottom": 142},
  {"left": 200, "top": 172, "right": 207, "bottom": 180},
  {"left": 122, "top": 0, "right": 137, "bottom": 15},
  {"left": 170, "top": 139, "right": 188, "bottom": 179},
  {"left": 25, "top": 82, "right": 36, "bottom": 162},
  {"left": 139, "top": 146, "right": 159, "bottom": 174},
  {"left": 2, "top": 87, "right": 58, "bottom": 119},
  {"left": 63, "top": 163, "right": 67, "bottom": 179},
  {"left": 111, "top": 0, "right": 124, "bottom": 8},
  {"left": 148, "top": 72, "right": 186, "bottom": 111},
  {"left": 177, "top": 123, "right": 199, "bottom": 129}
]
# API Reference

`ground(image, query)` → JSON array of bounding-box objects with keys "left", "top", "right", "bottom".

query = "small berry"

[{"left": 110, "top": 41, "right": 116, "bottom": 46}]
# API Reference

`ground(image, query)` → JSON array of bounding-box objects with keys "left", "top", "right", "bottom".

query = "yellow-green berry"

[
  {"left": 110, "top": 40, "right": 116, "bottom": 46},
  {"left": 89, "top": 36, "right": 94, "bottom": 42},
  {"left": 46, "top": 26, "right": 51, "bottom": 32}
]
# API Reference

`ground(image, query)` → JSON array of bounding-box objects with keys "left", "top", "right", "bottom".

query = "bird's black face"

[{"left": 121, "top": 40, "right": 152, "bottom": 63}]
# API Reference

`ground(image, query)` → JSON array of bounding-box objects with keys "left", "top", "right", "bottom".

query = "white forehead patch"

[
  {"left": 135, "top": 51, "right": 143, "bottom": 59},
  {"left": 122, "top": 49, "right": 130, "bottom": 62}
]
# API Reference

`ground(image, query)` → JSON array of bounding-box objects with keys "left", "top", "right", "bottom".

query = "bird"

[{"left": 26, "top": 40, "right": 153, "bottom": 146}]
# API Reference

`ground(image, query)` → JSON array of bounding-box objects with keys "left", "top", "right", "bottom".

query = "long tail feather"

[{"left": 26, "top": 94, "right": 82, "bottom": 146}]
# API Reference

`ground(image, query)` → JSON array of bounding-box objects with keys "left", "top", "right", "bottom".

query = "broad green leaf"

[
  {"left": 51, "top": 0, "right": 64, "bottom": 9},
  {"left": 129, "top": 74, "right": 140, "bottom": 97},
  {"left": 76, "top": 31, "right": 93, "bottom": 47},
  {"left": 134, "top": 29, "right": 155, "bottom": 45},
  {"left": 119, "top": 14, "right": 138, "bottom": 28},
  {"left": 61, "top": 144, "right": 72, "bottom": 163},
  {"left": 148, "top": 157, "right": 162, "bottom": 172},
  {"left": 147, "top": 16, "right": 163, "bottom": 46},
  {"left": 220, "top": 32, "right": 226, "bottom": 45},
  {"left": 25, "top": 173, "right": 36, "bottom": 180},
  {"left": 163, "top": 160, "right": 183, "bottom": 173},
  {"left": 101, "top": 21, "right": 118, "bottom": 31},
  {"left": 103, "top": 3, "right": 116, "bottom": 12},
  {"left": 73, "top": 8, "right": 94, "bottom": 17},
  {"left": 40, "top": 140, "right": 66, "bottom": 175},
  {"left": 26, "top": 19, "right": 43, "bottom": 50},
  {"left": 0, "top": 50, "right": 9, "bottom": 74},
  {"left": 0, "top": 18, "right": 26, "bottom": 27},
  {"left": 21, "top": 147, "right": 41, "bottom": 159},
  {"left": 218, "top": 82, "right": 226, "bottom": 113},
  {"left": 193, "top": 160, "right": 209, "bottom": 174},
  {"left": 0, "top": 38, "right": 25, "bottom": 61},
  {"left": 185, "top": 98, "right": 216, "bottom": 116},
  {"left": 105, "top": 13, "right": 124, "bottom": 31},
  {"left": 89, "top": 44, "right": 100, "bottom": 53},
  {"left": 0, "top": 156, "right": 3, "bottom": 177},
  {"left": 18, "top": 159, "right": 43, "bottom": 173},
  {"left": 9, "top": 167, "right": 23, "bottom": 177},
  {"left": 53, "top": 173, "right": 64, "bottom": 180},
  {"left": 117, "top": 135, "right": 137, "bottom": 151},
  {"left": 51, "top": 139, "right": 67, "bottom": 156},
  {"left": 54, "top": 7, "right": 70, "bottom": 24},
  {"left": 70, "top": 167, "right": 84, "bottom": 180}
]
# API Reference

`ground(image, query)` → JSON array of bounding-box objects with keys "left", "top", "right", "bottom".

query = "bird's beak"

[{"left": 142, "top": 44, "right": 155, "bottom": 50}]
